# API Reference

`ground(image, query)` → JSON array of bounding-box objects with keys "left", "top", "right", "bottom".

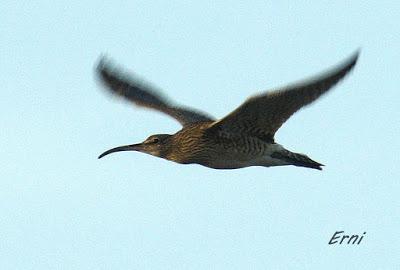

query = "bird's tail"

[{"left": 271, "top": 150, "right": 324, "bottom": 170}]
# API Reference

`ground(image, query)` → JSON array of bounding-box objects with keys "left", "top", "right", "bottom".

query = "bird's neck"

[{"left": 162, "top": 128, "right": 207, "bottom": 164}]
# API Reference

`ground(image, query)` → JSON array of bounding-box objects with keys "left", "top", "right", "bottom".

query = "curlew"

[{"left": 98, "top": 51, "right": 359, "bottom": 170}]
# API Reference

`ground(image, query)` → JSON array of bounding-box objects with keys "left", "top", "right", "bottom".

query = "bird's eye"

[{"left": 152, "top": 138, "right": 159, "bottom": 144}]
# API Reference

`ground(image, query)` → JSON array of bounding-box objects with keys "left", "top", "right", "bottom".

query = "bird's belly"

[
  {"left": 198, "top": 143, "right": 288, "bottom": 169},
  {"left": 205, "top": 155, "right": 287, "bottom": 169}
]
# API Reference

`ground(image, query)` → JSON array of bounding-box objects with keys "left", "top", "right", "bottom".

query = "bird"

[{"left": 97, "top": 51, "right": 359, "bottom": 170}]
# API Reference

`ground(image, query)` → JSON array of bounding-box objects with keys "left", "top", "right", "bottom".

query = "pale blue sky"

[{"left": 1, "top": 1, "right": 399, "bottom": 269}]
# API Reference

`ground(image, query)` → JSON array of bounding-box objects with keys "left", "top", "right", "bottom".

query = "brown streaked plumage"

[{"left": 97, "top": 51, "right": 359, "bottom": 170}]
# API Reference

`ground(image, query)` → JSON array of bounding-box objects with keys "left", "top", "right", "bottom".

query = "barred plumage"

[{"left": 98, "top": 51, "right": 359, "bottom": 170}]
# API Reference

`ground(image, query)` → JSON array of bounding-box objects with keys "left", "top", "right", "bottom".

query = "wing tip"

[
  {"left": 95, "top": 55, "right": 130, "bottom": 91},
  {"left": 96, "top": 54, "right": 114, "bottom": 78},
  {"left": 350, "top": 48, "right": 360, "bottom": 65},
  {"left": 342, "top": 49, "right": 361, "bottom": 73},
  {"left": 316, "top": 48, "right": 360, "bottom": 86}
]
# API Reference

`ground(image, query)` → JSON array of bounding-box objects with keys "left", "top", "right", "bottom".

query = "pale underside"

[{"left": 190, "top": 140, "right": 289, "bottom": 169}]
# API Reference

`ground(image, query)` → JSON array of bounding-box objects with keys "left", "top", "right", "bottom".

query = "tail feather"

[{"left": 271, "top": 151, "right": 324, "bottom": 170}]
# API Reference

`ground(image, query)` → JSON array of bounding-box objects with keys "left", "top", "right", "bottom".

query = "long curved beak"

[{"left": 98, "top": 143, "right": 143, "bottom": 159}]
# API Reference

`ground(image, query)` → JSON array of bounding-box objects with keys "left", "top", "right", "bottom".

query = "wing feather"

[
  {"left": 97, "top": 58, "right": 214, "bottom": 126},
  {"left": 211, "top": 51, "right": 359, "bottom": 140}
]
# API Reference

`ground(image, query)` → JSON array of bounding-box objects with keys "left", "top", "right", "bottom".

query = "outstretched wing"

[
  {"left": 210, "top": 51, "right": 359, "bottom": 141},
  {"left": 97, "top": 58, "right": 214, "bottom": 126}
]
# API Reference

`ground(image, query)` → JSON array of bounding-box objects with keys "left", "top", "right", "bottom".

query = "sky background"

[{"left": 1, "top": 1, "right": 399, "bottom": 269}]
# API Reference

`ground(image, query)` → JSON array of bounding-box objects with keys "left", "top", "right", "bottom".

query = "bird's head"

[{"left": 98, "top": 134, "right": 172, "bottom": 159}]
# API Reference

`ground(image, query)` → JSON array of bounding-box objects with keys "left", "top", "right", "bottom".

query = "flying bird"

[{"left": 98, "top": 51, "right": 359, "bottom": 170}]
